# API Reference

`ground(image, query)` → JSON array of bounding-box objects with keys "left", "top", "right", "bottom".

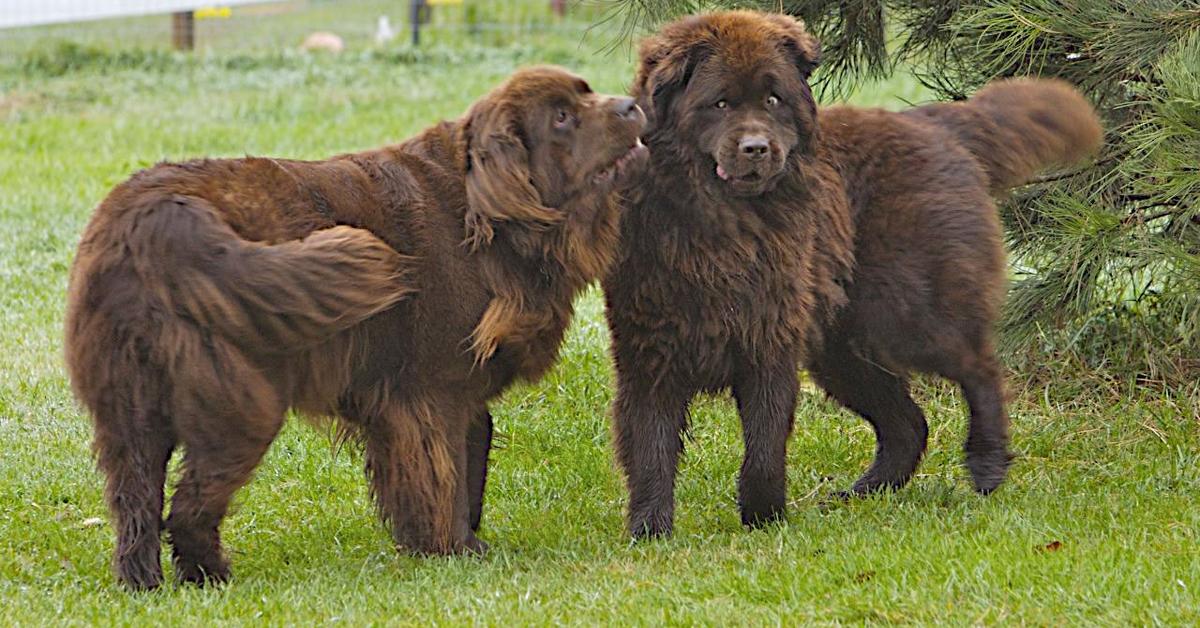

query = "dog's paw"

[
  {"left": 173, "top": 558, "right": 230, "bottom": 587},
  {"left": 462, "top": 533, "right": 489, "bottom": 556},
  {"left": 628, "top": 511, "right": 674, "bottom": 541},
  {"left": 739, "top": 502, "right": 786, "bottom": 529},
  {"left": 967, "top": 448, "right": 1014, "bottom": 494},
  {"left": 116, "top": 563, "right": 164, "bottom": 592}
]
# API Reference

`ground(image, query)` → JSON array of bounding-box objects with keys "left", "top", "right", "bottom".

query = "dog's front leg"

[
  {"left": 363, "top": 396, "right": 481, "bottom": 555},
  {"left": 731, "top": 357, "right": 799, "bottom": 527},
  {"left": 466, "top": 409, "right": 494, "bottom": 532},
  {"left": 613, "top": 377, "right": 691, "bottom": 540}
]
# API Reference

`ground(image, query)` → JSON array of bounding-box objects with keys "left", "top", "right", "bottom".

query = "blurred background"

[{"left": 0, "top": 1, "right": 605, "bottom": 52}]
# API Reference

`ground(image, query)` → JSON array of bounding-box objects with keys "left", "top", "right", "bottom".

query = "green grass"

[{"left": 2, "top": 2, "right": 1198, "bottom": 624}]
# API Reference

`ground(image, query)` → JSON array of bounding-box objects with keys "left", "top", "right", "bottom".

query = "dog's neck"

[
  {"left": 464, "top": 184, "right": 623, "bottom": 369},
  {"left": 483, "top": 186, "right": 621, "bottom": 290}
]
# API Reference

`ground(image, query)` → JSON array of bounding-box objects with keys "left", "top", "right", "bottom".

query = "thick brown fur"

[
  {"left": 65, "top": 66, "right": 648, "bottom": 589},
  {"left": 603, "top": 11, "right": 1102, "bottom": 539}
]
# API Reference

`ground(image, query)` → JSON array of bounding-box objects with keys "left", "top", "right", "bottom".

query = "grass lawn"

[{"left": 1, "top": 1, "right": 1197, "bottom": 624}]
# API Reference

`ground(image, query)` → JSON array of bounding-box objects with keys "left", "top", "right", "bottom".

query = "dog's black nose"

[
  {"left": 739, "top": 136, "right": 770, "bottom": 159},
  {"left": 612, "top": 97, "right": 639, "bottom": 119}
]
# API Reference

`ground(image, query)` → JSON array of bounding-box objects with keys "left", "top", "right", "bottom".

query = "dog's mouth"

[
  {"left": 716, "top": 164, "right": 764, "bottom": 184},
  {"left": 592, "top": 140, "right": 649, "bottom": 186},
  {"left": 715, "top": 162, "right": 773, "bottom": 195}
]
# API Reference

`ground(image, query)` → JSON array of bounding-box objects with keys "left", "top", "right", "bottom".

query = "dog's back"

[
  {"left": 65, "top": 157, "right": 417, "bottom": 411},
  {"left": 904, "top": 78, "right": 1103, "bottom": 196}
]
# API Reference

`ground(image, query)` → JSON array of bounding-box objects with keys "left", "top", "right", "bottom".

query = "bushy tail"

[
  {"left": 132, "top": 195, "right": 415, "bottom": 354},
  {"left": 908, "top": 78, "right": 1104, "bottom": 195}
]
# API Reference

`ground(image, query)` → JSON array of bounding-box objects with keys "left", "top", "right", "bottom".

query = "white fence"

[{"left": 0, "top": 0, "right": 276, "bottom": 29}]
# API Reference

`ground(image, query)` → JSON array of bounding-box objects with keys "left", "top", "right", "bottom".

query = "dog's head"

[
  {"left": 633, "top": 11, "right": 820, "bottom": 197},
  {"left": 462, "top": 66, "right": 648, "bottom": 248}
]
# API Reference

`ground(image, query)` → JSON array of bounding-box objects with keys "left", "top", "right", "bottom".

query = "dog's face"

[
  {"left": 463, "top": 66, "right": 648, "bottom": 247},
  {"left": 633, "top": 12, "right": 820, "bottom": 197}
]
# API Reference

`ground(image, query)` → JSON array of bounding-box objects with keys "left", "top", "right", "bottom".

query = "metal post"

[
  {"left": 410, "top": 0, "right": 427, "bottom": 46},
  {"left": 172, "top": 10, "right": 195, "bottom": 50}
]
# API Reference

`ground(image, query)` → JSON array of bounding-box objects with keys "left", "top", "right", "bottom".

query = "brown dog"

[
  {"left": 602, "top": 11, "right": 1102, "bottom": 538},
  {"left": 65, "top": 66, "right": 648, "bottom": 589}
]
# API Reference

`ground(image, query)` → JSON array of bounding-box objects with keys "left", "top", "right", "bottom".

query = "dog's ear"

[
  {"left": 633, "top": 31, "right": 707, "bottom": 128},
  {"left": 765, "top": 14, "right": 821, "bottom": 80},
  {"left": 462, "top": 100, "right": 562, "bottom": 250}
]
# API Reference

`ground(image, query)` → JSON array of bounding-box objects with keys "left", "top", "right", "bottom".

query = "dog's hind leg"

[
  {"left": 940, "top": 345, "right": 1011, "bottom": 494},
  {"left": 166, "top": 434, "right": 280, "bottom": 586},
  {"left": 166, "top": 423, "right": 281, "bottom": 586},
  {"left": 163, "top": 333, "right": 285, "bottom": 586},
  {"left": 92, "top": 382, "right": 176, "bottom": 590},
  {"left": 809, "top": 338, "right": 928, "bottom": 495},
  {"left": 908, "top": 322, "right": 1012, "bottom": 494},
  {"left": 166, "top": 417, "right": 283, "bottom": 590},
  {"left": 732, "top": 357, "right": 798, "bottom": 527},
  {"left": 466, "top": 409, "right": 493, "bottom": 533}
]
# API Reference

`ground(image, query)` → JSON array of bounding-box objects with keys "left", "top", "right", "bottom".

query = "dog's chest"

[
  {"left": 504, "top": 306, "right": 571, "bottom": 381},
  {"left": 659, "top": 225, "right": 816, "bottom": 364},
  {"left": 469, "top": 284, "right": 574, "bottom": 390},
  {"left": 715, "top": 245, "right": 807, "bottom": 341}
]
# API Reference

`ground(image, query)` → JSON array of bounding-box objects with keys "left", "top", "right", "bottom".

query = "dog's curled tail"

[
  {"left": 910, "top": 78, "right": 1104, "bottom": 195},
  {"left": 133, "top": 195, "right": 415, "bottom": 354}
]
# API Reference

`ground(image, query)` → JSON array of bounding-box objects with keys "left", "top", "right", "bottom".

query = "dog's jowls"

[
  {"left": 603, "top": 11, "right": 1102, "bottom": 539},
  {"left": 65, "top": 66, "right": 647, "bottom": 589}
]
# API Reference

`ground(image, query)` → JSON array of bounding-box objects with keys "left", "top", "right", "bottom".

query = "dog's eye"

[
  {"left": 766, "top": 95, "right": 780, "bottom": 107},
  {"left": 554, "top": 109, "right": 572, "bottom": 128},
  {"left": 714, "top": 100, "right": 728, "bottom": 110}
]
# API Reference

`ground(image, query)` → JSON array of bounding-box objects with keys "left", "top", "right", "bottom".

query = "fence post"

[
  {"left": 409, "top": 0, "right": 427, "bottom": 46},
  {"left": 172, "top": 10, "right": 195, "bottom": 50}
]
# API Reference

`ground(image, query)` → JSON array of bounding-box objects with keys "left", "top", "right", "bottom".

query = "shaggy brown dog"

[
  {"left": 65, "top": 66, "right": 648, "bottom": 589},
  {"left": 602, "top": 11, "right": 1102, "bottom": 538}
]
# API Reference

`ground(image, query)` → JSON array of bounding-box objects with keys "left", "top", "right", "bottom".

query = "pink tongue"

[{"left": 716, "top": 164, "right": 729, "bottom": 180}]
